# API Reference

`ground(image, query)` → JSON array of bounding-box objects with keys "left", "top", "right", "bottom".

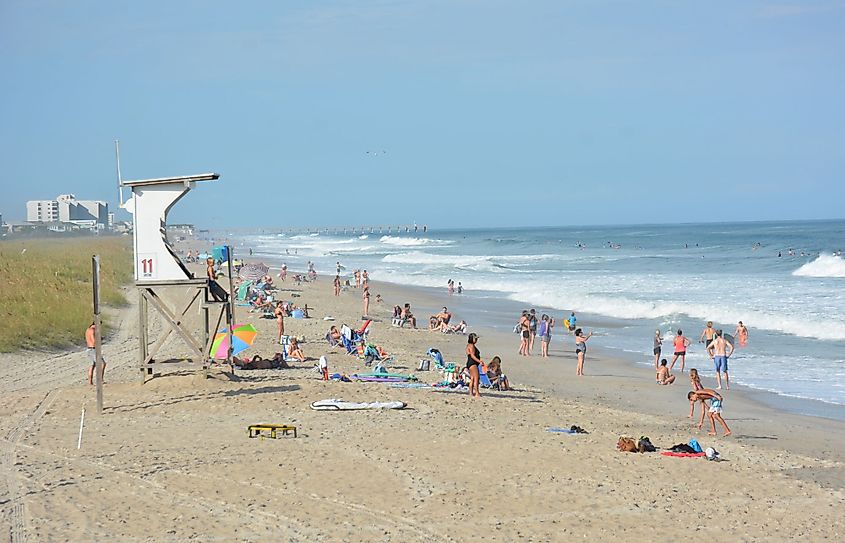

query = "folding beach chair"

[{"left": 479, "top": 370, "right": 495, "bottom": 390}]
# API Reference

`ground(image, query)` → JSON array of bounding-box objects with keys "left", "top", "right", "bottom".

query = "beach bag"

[
  {"left": 669, "top": 443, "right": 697, "bottom": 454},
  {"left": 616, "top": 437, "right": 638, "bottom": 453},
  {"left": 688, "top": 439, "right": 703, "bottom": 453},
  {"left": 638, "top": 437, "right": 656, "bottom": 453},
  {"left": 513, "top": 323, "right": 521, "bottom": 334},
  {"left": 538, "top": 321, "right": 547, "bottom": 337}
]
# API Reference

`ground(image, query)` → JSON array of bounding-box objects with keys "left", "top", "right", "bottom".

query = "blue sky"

[{"left": 1, "top": 1, "right": 843, "bottom": 228}]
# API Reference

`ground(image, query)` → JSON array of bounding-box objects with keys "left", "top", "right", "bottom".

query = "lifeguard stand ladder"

[{"left": 121, "top": 173, "right": 234, "bottom": 382}]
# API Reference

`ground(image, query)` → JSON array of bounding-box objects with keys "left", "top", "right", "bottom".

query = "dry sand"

[{"left": 1, "top": 270, "right": 844, "bottom": 542}]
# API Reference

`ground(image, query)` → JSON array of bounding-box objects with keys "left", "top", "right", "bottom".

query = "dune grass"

[{"left": 0, "top": 237, "right": 133, "bottom": 352}]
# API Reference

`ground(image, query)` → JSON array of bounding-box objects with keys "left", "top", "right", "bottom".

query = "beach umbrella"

[
  {"left": 239, "top": 262, "right": 270, "bottom": 280},
  {"left": 210, "top": 323, "right": 258, "bottom": 359}
]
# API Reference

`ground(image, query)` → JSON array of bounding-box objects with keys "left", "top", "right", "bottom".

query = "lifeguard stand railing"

[{"left": 122, "top": 173, "right": 234, "bottom": 382}]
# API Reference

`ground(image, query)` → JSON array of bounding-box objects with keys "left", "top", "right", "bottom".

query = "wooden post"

[
  {"left": 92, "top": 255, "right": 104, "bottom": 414},
  {"left": 138, "top": 289, "right": 148, "bottom": 382},
  {"left": 225, "top": 245, "right": 235, "bottom": 372}
]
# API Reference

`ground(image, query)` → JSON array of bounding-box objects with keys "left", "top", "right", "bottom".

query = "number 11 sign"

[{"left": 138, "top": 253, "right": 157, "bottom": 279}]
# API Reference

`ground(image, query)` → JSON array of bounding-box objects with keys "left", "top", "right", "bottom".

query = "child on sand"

[
  {"left": 688, "top": 368, "right": 706, "bottom": 418},
  {"left": 655, "top": 359, "right": 675, "bottom": 385},
  {"left": 688, "top": 389, "right": 732, "bottom": 437}
]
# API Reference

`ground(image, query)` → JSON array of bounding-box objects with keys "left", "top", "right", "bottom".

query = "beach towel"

[
  {"left": 546, "top": 427, "right": 576, "bottom": 434},
  {"left": 661, "top": 451, "right": 706, "bottom": 458}
]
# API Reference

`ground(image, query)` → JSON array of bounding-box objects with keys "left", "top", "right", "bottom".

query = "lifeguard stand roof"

[{"left": 122, "top": 173, "right": 219, "bottom": 187}]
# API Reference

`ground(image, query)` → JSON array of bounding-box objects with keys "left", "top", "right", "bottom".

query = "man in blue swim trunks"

[{"left": 706, "top": 330, "right": 734, "bottom": 390}]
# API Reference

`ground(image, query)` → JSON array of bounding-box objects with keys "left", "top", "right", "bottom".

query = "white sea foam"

[
  {"left": 376, "top": 269, "right": 845, "bottom": 341},
  {"left": 793, "top": 254, "right": 845, "bottom": 278},
  {"left": 379, "top": 236, "right": 453, "bottom": 247}
]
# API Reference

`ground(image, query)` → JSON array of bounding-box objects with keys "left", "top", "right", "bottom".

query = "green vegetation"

[{"left": 0, "top": 237, "right": 133, "bottom": 352}]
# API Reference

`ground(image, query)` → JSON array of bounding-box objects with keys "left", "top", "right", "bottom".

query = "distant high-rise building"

[
  {"left": 26, "top": 200, "right": 60, "bottom": 222},
  {"left": 26, "top": 194, "right": 109, "bottom": 227}
]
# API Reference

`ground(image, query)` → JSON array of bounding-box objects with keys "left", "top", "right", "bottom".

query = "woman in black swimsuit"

[
  {"left": 465, "top": 333, "right": 483, "bottom": 398},
  {"left": 575, "top": 328, "right": 593, "bottom": 376}
]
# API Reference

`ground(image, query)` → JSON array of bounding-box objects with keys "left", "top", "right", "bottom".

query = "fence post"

[{"left": 92, "top": 255, "right": 104, "bottom": 414}]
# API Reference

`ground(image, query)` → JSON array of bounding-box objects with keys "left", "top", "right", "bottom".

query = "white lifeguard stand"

[{"left": 122, "top": 173, "right": 234, "bottom": 381}]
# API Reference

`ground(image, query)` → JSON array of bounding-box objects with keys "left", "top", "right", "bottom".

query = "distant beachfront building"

[{"left": 26, "top": 194, "right": 109, "bottom": 229}]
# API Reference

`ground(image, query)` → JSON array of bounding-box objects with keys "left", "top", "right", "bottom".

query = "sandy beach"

[{"left": 1, "top": 267, "right": 844, "bottom": 542}]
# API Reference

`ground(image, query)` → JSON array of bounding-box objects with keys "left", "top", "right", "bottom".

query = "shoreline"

[
  {"left": 367, "top": 278, "right": 845, "bottom": 460},
  {"left": 358, "top": 277, "right": 845, "bottom": 423}
]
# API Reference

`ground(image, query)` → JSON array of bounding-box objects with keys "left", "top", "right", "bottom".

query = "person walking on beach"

[
  {"left": 670, "top": 329, "right": 690, "bottom": 373},
  {"left": 274, "top": 302, "right": 286, "bottom": 343},
  {"left": 688, "top": 389, "right": 732, "bottom": 437},
  {"left": 653, "top": 329, "right": 663, "bottom": 369},
  {"left": 465, "top": 333, "right": 483, "bottom": 398},
  {"left": 333, "top": 274, "right": 341, "bottom": 297},
  {"left": 699, "top": 321, "right": 717, "bottom": 349},
  {"left": 706, "top": 330, "right": 734, "bottom": 389},
  {"left": 734, "top": 321, "right": 748, "bottom": 347},
  {"left": 517, "top": 311, "right": 530, "bottom": 356},
  {"left": 85, "top": 322, "right": 106, "bottom": 385},
  {"left": 362, "top": 285, "right": 370, "bottom": 318},
  {"left": 362, "top": 269, "right": 369, "bottom": 286},
  {"left": 574, "top": 328, "right": 593, "bottom": 376},
  {"left": 278, "top": 264, "right": 287, "bottom": 282}
]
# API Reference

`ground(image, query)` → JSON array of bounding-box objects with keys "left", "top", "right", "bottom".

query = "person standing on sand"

[
  {"left": 274, "top": 302, "right": 285, "bottom": 343},
  {"left": 362, "top": 285, "right": 370, "bottom": 318},
  {"left": 465, "top": 333, "right": 483, "bottom": 398},
  {"left": 734, "top": 321, "right": 748, "bottom": 347},
  {"left": 362, "top": 270, "right": 369, "bottom": 286},
  {"left": 688, "top": 389, "right": 732, "bottom": 437},
  {"left": 206, "top": 257, "right": 228, "bottom": 302},
  {"left": 528, "top": 309, "right": 538, "bottom": 355},
  {"left": 699, "top": 321, "right": 717, "bottom": 349},
  {"left": 333, "top": 275, "right": 341, "bottom": 297},
  {"left": 670, "top": 329, "right": 690, "bottom": 373},
  {"left": 574, "top": 328, "right": 593, "bottom": 376},
  {"left": 706, "top": 330, "right": 734, "bottom": 389},
  {"left": 517, "top": 311, "right": 530, "bottom": 356},
  {"left": 653, "top": 329, "right": 663, "bottom": 369},
  {"left": 85, "top": 322, "right": 106, "bottom": 385},
  {"left": 539, "top": 314, "right": 554, "bottom": 358}
]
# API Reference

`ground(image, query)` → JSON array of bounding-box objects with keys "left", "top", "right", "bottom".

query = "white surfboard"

[{"left": 310, "top": 399, "right": 407, "bottom": 411}]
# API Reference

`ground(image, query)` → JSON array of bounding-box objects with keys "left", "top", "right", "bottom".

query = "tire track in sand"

[{"left": 1, "top": 390, "right": 58, "bottom": 543}]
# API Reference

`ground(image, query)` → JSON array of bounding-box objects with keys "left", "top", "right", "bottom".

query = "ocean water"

[{"left": 225, "top": 220, "right": 845, "bottom": 407}]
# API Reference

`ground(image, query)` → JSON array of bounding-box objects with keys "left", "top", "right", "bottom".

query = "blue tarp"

[{"left": 212, "top": 246, "right": 229, "bottom": 262}]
